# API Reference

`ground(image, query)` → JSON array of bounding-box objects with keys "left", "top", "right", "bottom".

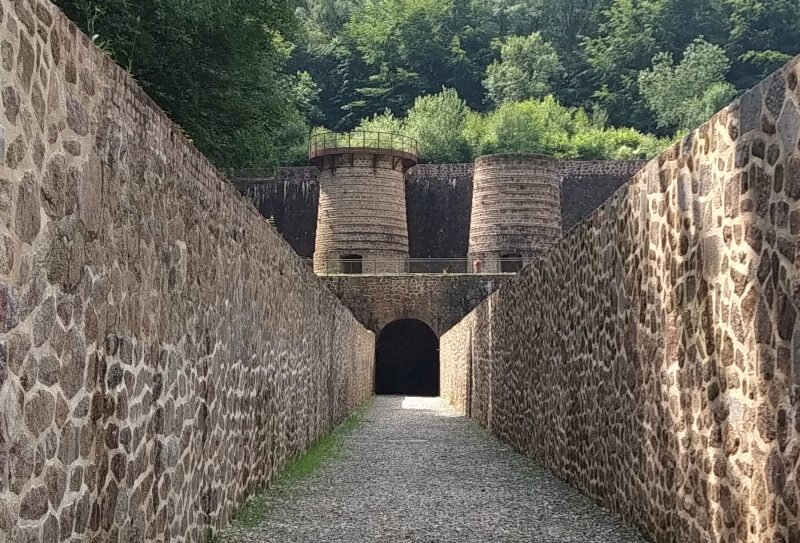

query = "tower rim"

[
  {"left": 475, "top": 153, "right": 560, "bottom": 166},
  {"left": 308, "top": 131, "right": 419, "bottom": 171}
]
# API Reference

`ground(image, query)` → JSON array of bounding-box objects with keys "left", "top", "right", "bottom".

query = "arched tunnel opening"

[{"left": 375, "top": 319, "right": 440, "bottom": 396}]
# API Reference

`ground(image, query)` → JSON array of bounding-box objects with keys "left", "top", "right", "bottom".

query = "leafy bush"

[
  {"left": 404, "top": 89, "right": 473, "bottom": 163},
  {"left": 484, "top": 33, "right": 562, "bottom": 105},
  {"left": 314, "top": 91, "right": 670, "bottom": 163}
]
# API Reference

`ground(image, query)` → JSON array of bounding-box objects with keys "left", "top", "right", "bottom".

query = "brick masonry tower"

[
  {"left": 468, "top": 154, "right": 562, "bottom": 273},
  {"left": 310, "top": 132, "right": 418, "bottom": 274}
]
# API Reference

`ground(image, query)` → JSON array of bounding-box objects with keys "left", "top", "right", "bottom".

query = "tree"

[
  {"left": 289, "top": 0, "right": 370, "bottom": 130},
  {"left": 583, "top": 0, "right": 728, "bottom": 131},
  {"left": 638, "top": 40, "right": 737, "bottom": 131},
  {"left": 54, "top": 0, "right": 308, "bottom": 168},
  {"left": 475, "top": 97, "right": 575, "bottom": 156},
  {"left": 357, "top": 110, "right": 406, "bottom": 134},
  {"left": 483, "top": 33, "right": 561, "bottom": 105},
  {"left": 723, "top": 0, "right": 800, "bottom": 89},
  {"left": 404, "top": 89, "right": 472, "bottom": 163},
  {"left": 346, "top": 0, "right": 490, "bottom": 117},
  {"left": 466, "top": 96, "right": 667, "bottom": 159}
]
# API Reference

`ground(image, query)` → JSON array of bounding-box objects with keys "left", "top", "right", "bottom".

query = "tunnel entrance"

[{"left": 375, "top": 319, "right": 439, "bottom": 396}]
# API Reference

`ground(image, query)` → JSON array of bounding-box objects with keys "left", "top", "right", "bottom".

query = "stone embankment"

[{"left": 0, "top": 2, "right": 373, "bottom": 541}]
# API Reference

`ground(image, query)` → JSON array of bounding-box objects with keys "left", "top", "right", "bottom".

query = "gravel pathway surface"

[{"left": 219, "top": 396, "right": 648, "bottom": 543}]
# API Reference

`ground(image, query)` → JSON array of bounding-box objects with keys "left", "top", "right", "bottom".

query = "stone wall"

[
  {"left": 440, "top": 57, "right": 800, "bottom": 542},
  {"left": 231, "top": 161, "right": 645, "bottom": 260},
  {"left": 560, "top": 160, "right": 646, "bottom": 231},
  {"left": 322, "top": 275, "right": 508, "bottom": 337},
  {"left": 0, "top": 3, "right": 374, "bottom": 542},
  {"left": 405, "top": 164, "right": 475, "bottom": 260},
  {"left": 232, "top": 168, "right": 319, "bottom": 259}
]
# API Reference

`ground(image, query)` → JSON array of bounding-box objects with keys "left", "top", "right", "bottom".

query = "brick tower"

[
  {"left": 468, "top": 154, "right": 562, "bottom": 273},
  {"left": 310, "top": 132, "right": 418, "bottom": 274}
]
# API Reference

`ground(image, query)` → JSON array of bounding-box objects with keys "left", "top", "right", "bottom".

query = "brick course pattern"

[
  {"left": 322, "top": 275, "right": 508, "bottom": 337},
  {"left": 314, "top": 153, "right": 410, "bottom": 274},
  {"left": 441, "top": 57, "right": 800, "bottom": 542},
  {"left": 468, "top": 154, "right": 562, "bottom": 273},
  {"left": 0, "top": 2, "right": 374, "bottom": 542},
  {"left": 231, "top": 161, "right": 646, "bottom": 261}
]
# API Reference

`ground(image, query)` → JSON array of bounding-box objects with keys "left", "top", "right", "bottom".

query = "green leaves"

[
  {"left": 405, "top": 89, "right": 473, "bottom": 163},
  {"left": 56, "top": 0, "right": 800, "bottom": 168},
  {"left": 467, "top": 96, "right": 668, "bottom": 160},
  {"left": 328, "top": 90, "right": 670, "bottom": 163},
  {"left": 344, "top": 0, "right": 482, "bottom": 115},
  {"left": 638, "top": 40, "right": 737, "bottom": 131},
  {"left": 54, "top": 0, "right": 310, "bottom": 168},
  {"left": 484, "top": 33, "right": 561, "bottom": 105}
]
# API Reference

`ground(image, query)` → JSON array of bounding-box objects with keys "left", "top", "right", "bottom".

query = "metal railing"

[
  {"left": 308, "top": 131, "right": 419, "bottom": 163},
  {"left": 311, "top": 257, "right": 526, "bottom": 276}
]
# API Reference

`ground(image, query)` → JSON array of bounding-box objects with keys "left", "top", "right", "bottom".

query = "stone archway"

[{"left": 375, "top": 319, "right": 439, "bottom": 396}]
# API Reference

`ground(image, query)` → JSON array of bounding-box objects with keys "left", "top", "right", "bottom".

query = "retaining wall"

[
  {"left": 441, "top": 57, "right": 800, "bottom": 542},
  {"left": 0, "top": 2, "right": 374, "bottom": 541},
  {"left": 232, "top": 161, "right": 646, "bottom": 260}
]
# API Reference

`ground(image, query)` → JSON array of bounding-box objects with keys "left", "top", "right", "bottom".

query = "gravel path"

[{"left": 220, "top": 396, "right": 648, "bottom": 543}]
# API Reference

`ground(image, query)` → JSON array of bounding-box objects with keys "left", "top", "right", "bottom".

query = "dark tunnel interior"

[{"left": 375, "top": 319, "right": 440, "bottom": 396}]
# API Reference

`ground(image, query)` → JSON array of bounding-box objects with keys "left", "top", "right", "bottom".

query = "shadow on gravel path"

[{"left": 216, "top": 396, "right": 648, "bottom": 543}]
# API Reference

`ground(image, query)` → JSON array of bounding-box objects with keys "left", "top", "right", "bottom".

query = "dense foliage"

[
  {"left": 54, "top": 0, "right": 310, "bottom": 168},
  {"left": 354, "top": 90, "right": 667, "bottom": 162},
  {"left": 57, "top": 0, "right": 800, "bottom": 166}
]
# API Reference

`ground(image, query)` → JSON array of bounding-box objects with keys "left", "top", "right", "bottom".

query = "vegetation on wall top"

[{"left": 55, "top": 0, "right": 800, "bottom": 167}]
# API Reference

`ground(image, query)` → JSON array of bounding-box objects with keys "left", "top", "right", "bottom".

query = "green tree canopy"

[
  {"left": 345, "top": 0, "right": 491, "bottom": 116},
  {"left": 638, "top": 40, "right": 737, "bottom": 131},
  {"left": 723, "top": 0, "right": 800, "bottom": 89},
  {"left": 53, "top": 0, "right": 800, "bottom": 167},
  {"left": 55, "top": 0, "right": 310, "bottom": 168},
  {"left": 483, "top": 33, "right": 561, "bottom": 105},
  {"left": 404, "top": 89, "right": 473, "bottom": 163}
]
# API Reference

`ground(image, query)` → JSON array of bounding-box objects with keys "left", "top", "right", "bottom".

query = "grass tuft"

[{"left": 214, "top": 399, "right": 372, "bottom": 540}]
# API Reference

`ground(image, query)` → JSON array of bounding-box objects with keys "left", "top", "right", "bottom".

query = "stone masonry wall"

[
  {"left": 231, "top": 168, "right": 319, "bottom": 259},
  {"left": 405, "top": 164, "right": 475, "bottom": 260},
  {"left": 0, "top": 3, "right": 374, "bottom": 542},
  {"left": 441, "top": 57, "right": 800, "bottom": 542},
  {"left": 560, "top": 160, "right": 646, "bottom": 231},
  {"left": 231, "top": 161, "right": 644, "bottom": 260},
  {"left": 322, "top": 275, "right": 508, "bottom": 337}
]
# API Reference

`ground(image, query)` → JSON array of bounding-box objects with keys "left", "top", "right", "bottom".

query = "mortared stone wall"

[
  {"left": 441, "top": 56, "right": 800, "bottom": 542},
  {"left": 322, "top": 274, "right": 508, "bottom": 337},
  {"left": 0, "top": 2, "right": 374, "bottom": 541}
]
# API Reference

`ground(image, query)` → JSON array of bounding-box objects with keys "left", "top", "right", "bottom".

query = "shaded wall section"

[
  {"left": 560, "top": 161, "right": 646, "bottom": 231},
  {"left": 322, "top": 275, "right": 508, "bottom": 337},
  {"left": 232, "top": 168, "right": 319, "bottom": 259},
  {"left": 440, "top": 57, "right": 800, "bottom": 543},
  {"left": 0, "top": 3, "right": 374, "bottom": 542},
  {"left": 231, "top": 161, "right": 645, "bottom": 260},
  {"left": 405, "top": 164, "right": 475, "bottom": 259}
]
